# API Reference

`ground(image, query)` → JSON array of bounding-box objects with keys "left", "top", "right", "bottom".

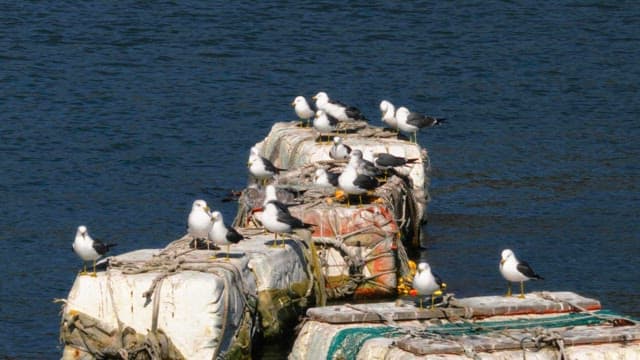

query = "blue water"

[{"left": 1, "top": 1, "right": 639, "bottom": 358}]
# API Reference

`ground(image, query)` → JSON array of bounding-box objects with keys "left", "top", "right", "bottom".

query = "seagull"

[
  {"left": 338, "top": 151, "right": 379, "bottom": 206},
  {"left": 188, "top": 199, "right": 212, "bottom": 247},
  {"left": 314, "top": 168, "right": 340, "bottom": 187},
  {"left": 499, "top": 249, "right": 543, "bottom": 298},
  {"left": 329, "top": 136, "right": 351, "bottom": 160},
  {"left": 395, "top": 106, "right": 446, "bottom": 143},
  {"left": 292, "top": 95, "right": 316, "bottom": 127},
  {"left": 261, "top": 185, "right": 313, "bottom": 247},
  {"left": 313, "top": 110, "right": 340, "bottom": 143},
  {"left": 380, "top": 100, "right": 398, "bottom": 131},
  {"left": 248, "top": 147, "right": 286, "bottom": 185},
  {"left": 73, "top": 225, "right": 117, "bottom": 277},
  {"left": 208, "top": 211, "right": 244, "bottom": 261},
  {"left": 312, "top": 91, "right": 367, "bottom": 123},
  {"left": 373, "top": 153, "right": 419, "bottom": 171},
  {"left": 351, "top": 149, "right": 383, "bottom": 178},
  {"left": 412, "top": 262, "right": 447, "bottom": 309}
]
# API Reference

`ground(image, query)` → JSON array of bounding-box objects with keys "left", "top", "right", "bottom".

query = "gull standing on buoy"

[
  {"left": 313, "top": 110, "right": 340, "bottom": 143},
  {"left": 338, "top": 151, "right": 379, "bottom": 206},
  {"left": 412, "top": 261, "right": 447, "bottom": 309},
  {"left": 208, "top": 211, "right": 244, "bottom": 261},
  {"left": 380, "top": 100, "right": 398, "bottom": 131},
  {"left": 499, "top": 249, "right": 543, "bottom": 298},
  {"left": 292, "top": 95, "right": 316, "bottom": 127},
  {"left": 248, "top": 146, "right": 286, "bottom": 185},
  {"left": 261, "top": 185, "right": 313, "bottom": 247},
  {"left": 188, "top": 199, "right": 212, "bottom": 247},
  {"left": 395, "top": 106, "right": 446, "bottom": 143},
  {"left": 73, "top": 225, "right": 117, "bottom": 277},
  {"left": 329, "top": 136, "right": 351, "bottom": 160},
  {"left": 312, "top": 91, "right": 367, "bottom": 123}
]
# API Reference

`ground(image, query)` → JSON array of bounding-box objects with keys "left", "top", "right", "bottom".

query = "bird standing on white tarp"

[
  {"left": 292, "top": 95, "right": 316, "bottom": 127},
  {"left": 73, "top": 225, "right": 116, "bottom": 277},
  {"left": 499, "top": 249, "right": 543, "bottom": 298},
  {"left": 380, "top": 100, "right": 398, "bottom": 131},
  {"left": 313, "top": 110, "right": 340, "bottom": 143},
  {"left": 208, "top": 211, "right": 244, "bottom": 261},
  {"left": 188, "top": 199, "right": 212, "bottom": 248},
  {"left": 412, "top": 262, "right": 447, "bottom": 309},
  {"left": 395, "top": 106, "right": 446, "bottom": 143}
]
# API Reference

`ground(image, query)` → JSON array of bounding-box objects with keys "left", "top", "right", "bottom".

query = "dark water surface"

[{"left": 1, "top": 1, "right": 639, "bottom": 358}]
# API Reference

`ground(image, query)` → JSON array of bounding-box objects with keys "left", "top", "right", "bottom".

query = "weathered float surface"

[
  {"left": 290, "top": 291, "right": 640, "bottom": 360},
  {"left": 249, "top": 121, "right": 429, "bottom": 225},
  {"left": 60, "top": 232, "right": 319, "bottom": 360}
]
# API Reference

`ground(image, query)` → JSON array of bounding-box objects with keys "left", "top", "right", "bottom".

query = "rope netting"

[{"left": 325, "top": 310, "right": 638, "bottom": 360}]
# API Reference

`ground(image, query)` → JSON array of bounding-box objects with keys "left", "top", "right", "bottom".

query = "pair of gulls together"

[
  {"left": 186, "top": 200, "right": 244, "bottom": 259},
  {"left": 412, "top": 249, "right": 543, "bottom": 309},
  {"left": 188, "top": 186, "right": 312, "bottom": 250},
  {"left": 380, "top": 100, "right": 446, "bottom": 143},
  {"left": 292, "top": 92, "right": 367, "bottom": 136}
]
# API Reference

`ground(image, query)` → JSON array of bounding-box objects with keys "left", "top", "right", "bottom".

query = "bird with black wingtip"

[
  {"left": 395, "top": 106, "right": 446, "bottom": 143},
  {"left": 338, "top": 150, "right": 380, "bottom": 206},
  {"left": 73, "top": 225, "right": 117, "bottom": 277},
  {"left": 261, "top": 185, "right": 314, "bottom": 247},
  {"left": 248, "top": 146, "right": 286, "bottom": 186},
  {"left": 499, "top": 248, "right": 543, "bottom": 298},
  {"left": 208, "top": 211, "right": 244, "bottom": 261}
]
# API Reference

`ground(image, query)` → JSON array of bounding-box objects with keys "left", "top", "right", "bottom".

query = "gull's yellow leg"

[
  {"left": 519, "top": 282, "right": 526, "bottom": 299},
  {"left": 506, "top": 282, "right": 512, "bottom": 297}
]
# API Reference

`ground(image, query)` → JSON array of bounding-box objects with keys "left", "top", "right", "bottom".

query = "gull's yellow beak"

[
  {"left": 312, "top": 95, "right": 317, "bottom": 100},
  {"left": 291, "top": 101, "right": 295, "bottom": 107},
  {"left": 247, "top": 161, "right": 252, "bottom": 167},
  {"left": 204, "top": 206, "right": 210, "bottom": 213},
  {"left": 500, "top": 259, "right": 506, "bottom": 265},
  {"left": 441, "top": 282, "right": 447, "bottom": 289}
]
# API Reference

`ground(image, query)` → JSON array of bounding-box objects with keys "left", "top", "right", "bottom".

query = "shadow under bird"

[
  {"left": 73, "top": 225, "right": 117, "bottom": 277},
  {"left": 499, "top": 248, "right": 543, "bottom": 298}
]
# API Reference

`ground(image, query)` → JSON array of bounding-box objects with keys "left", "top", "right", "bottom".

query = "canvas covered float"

[
  {"left": 235, "top": 121, "right": 432, "bottom": 300},
  {"left": 290, "top": 291, "right": 640, "bottom": 360},
  {"left": 59, "top": 231, "right": 322, "bottom": 360}
]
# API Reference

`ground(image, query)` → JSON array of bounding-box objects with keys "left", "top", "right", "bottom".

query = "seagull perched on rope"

[
  {"left": 312, "top": 91, "right": 367, "bottom": 123},
  {"left": 499, "top": 249, "right": 543, "bottom": 298},
  {"left": 208, "top": 211, "right": 244, "bottom": 261},
  {"left": 261, "top": 185, "right": 314, "bottom": 247},
  {"left": 395, "top": 106, "right": 446, "bottom": 143},
  {"left": 380, "top": 100, "right": 398, "bottom": 132},
  {"left": 292, "top": 95, "right": 316, "bottom": 127},
  {"left": 73, "top": 225, "right": 117, "bottom": 277},
  {"left": 248, "top": 146, "right": 286, "bottom": 185},
  {"left": 412, "top": 261, "right": 447, "bottom": 309}
]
